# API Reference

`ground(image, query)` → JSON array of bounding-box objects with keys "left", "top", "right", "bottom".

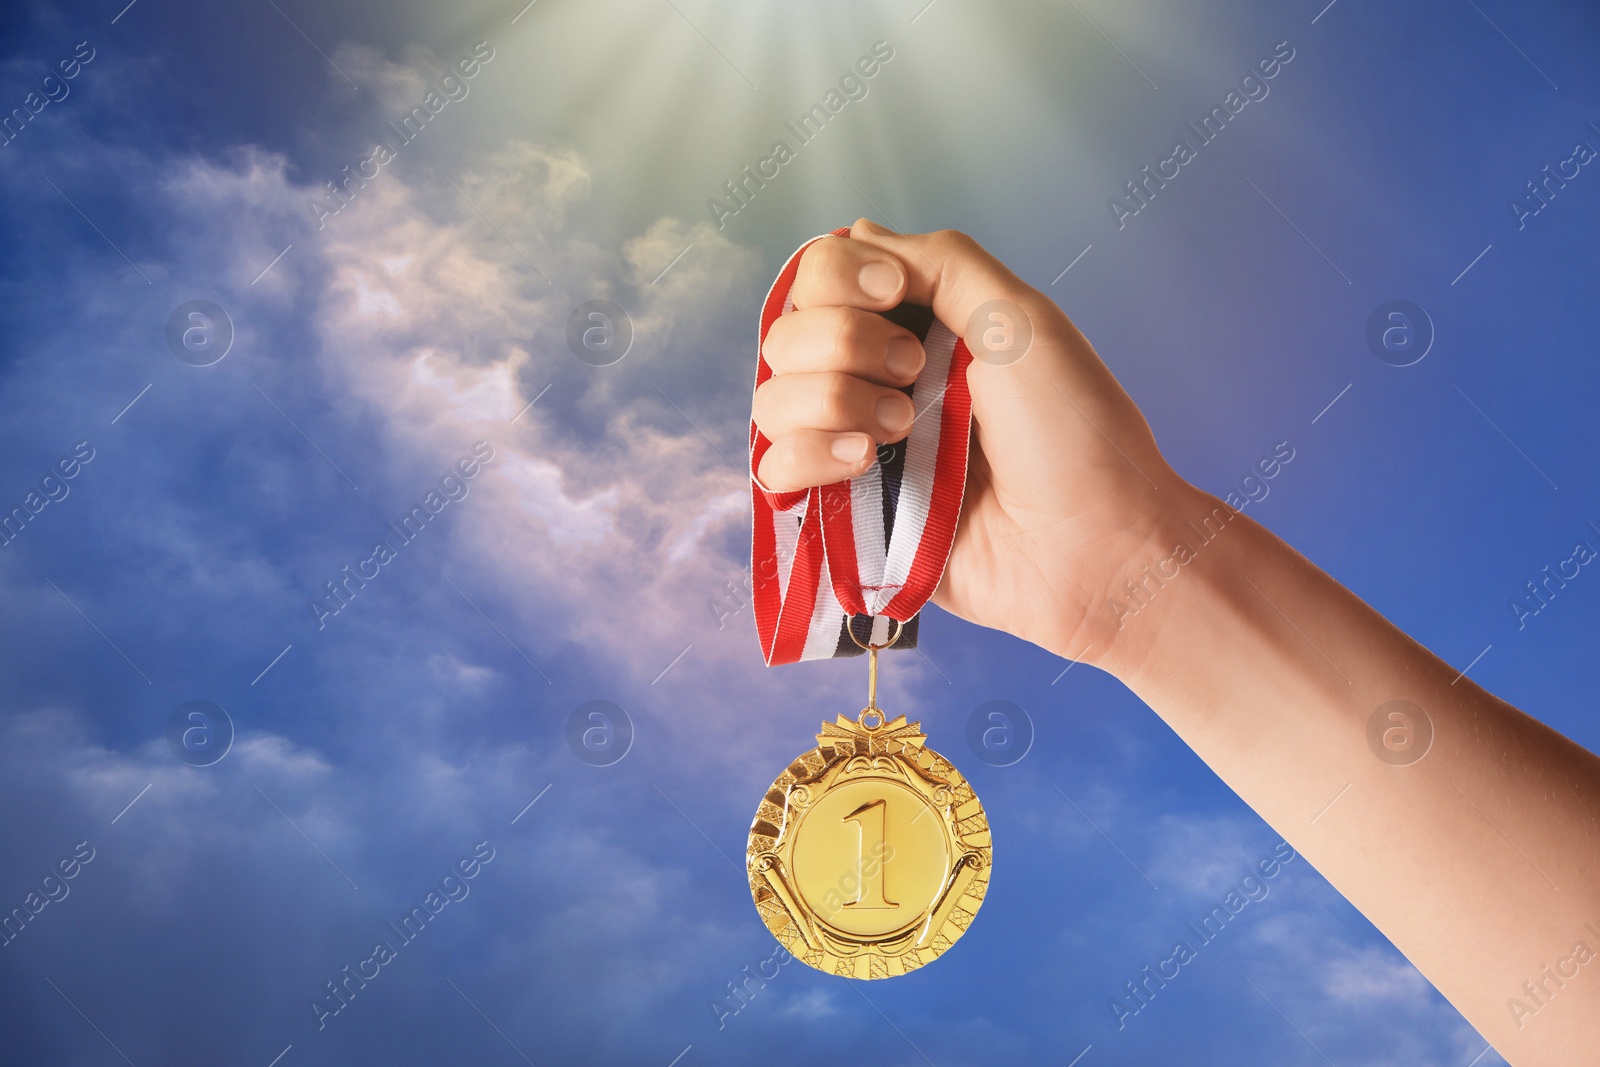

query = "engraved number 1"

[{"left": 842, "top": 799, "right": 897, "bottom": 910}]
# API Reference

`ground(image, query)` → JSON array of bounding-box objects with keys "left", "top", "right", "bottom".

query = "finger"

[
  {"left": 762, "top": 306, "right": 925, "bottom": 386},
  {"left": 790, "top": 233, "right": 908, "bottom": 312},
  {"left": 752, "top": 371, "right": 917, "bottom": 443},
  {"left": 758, "top": 429, "right": 876, "bottom": 494}
]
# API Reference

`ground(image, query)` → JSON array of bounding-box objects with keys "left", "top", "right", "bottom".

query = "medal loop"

[{"left": 848, "top": 617, "right": 903, "bottom": 728}]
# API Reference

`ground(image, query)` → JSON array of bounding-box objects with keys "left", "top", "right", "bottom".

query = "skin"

[{"left": 753, "top": 218, "right": 1600, "bottom": 1064}]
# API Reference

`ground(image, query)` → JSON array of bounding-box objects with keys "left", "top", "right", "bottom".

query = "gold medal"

[
  {"left": 746, "top": 241, "right": 990, "bottom": 976},
  {"left": 746, "top": 623, "right": 992, "bottom": 978}
]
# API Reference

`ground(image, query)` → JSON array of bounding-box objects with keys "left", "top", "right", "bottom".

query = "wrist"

[{"left": 1070, "top": 482, "right": 1240, "bottom": 680}]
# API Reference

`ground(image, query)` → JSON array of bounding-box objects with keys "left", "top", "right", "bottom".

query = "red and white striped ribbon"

[{"left": 750, "top": 228, "right": 974, "bottom": 665}]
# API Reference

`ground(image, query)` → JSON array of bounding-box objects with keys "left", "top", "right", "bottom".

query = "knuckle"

[
  {"left": 766, "top": 434, "right": 794, "bottom": 467},
  {"left": 761, "top": 313, "right": 795, "bottom": 366},
  {"left": 761, "top": 435, "right": 819, "bottom": 493},
  {"left": 757, "top": 446, "right": 792, "bottom": 491},
  {"left": 798, "top": 236, "right": 845, "bottom": 285},
  {"left": 751, "top": 379, "right": 783, "bottom": 432},
  {"left": 831, "top": 308, "right": 867, "bottom": 362},
  {"left": 793, "top": 256, "right": 820, "bottom": 300},
  {"left": 817, "top": 372, "right": 856, "bottom": 425}
]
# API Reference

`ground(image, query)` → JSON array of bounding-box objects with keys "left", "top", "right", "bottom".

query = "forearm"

[{"left": 1089, "top": 486, "right": 1600, "bottom": 1063}]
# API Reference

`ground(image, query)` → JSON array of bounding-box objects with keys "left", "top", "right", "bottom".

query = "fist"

[
  {"left": 750, "top": 218, "right": 1191, "bottom": 667},
  {"left": 752, "top": 230, "right": 925, "bottom": 493}
]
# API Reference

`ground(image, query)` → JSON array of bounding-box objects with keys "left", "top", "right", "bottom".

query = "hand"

[{"left": 752, "top": 218, "right": 1192, "bottom": 665}]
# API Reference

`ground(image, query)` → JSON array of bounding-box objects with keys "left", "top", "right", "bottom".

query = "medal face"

[{"left": 747, "top": 711, "right": 992, "bottom": 978}]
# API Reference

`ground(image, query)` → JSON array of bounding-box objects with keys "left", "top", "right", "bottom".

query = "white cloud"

[
  {"left": 1142, "top": 812, "right": 1273, "bottom": 897},
  {"left": 774, "top": 986, "right": 838, "bottom": 1021},
  {"left": 1322, "top": 945, "right": 1432, "bottom": 1004}
]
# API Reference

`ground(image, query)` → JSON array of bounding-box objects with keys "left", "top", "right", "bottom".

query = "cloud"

[
  {"left": 11, "top": 97, "right": 790, "bottom": 698},
  {"left": 1323, "top": 944, "right": 1435, "bottom": 1004},
  {"left": 773, "top": 986, "right": 838, "bottom": 1021},
  {"left": 262, "top": 133, "right": 781, "bottom": 692},
  {"left": 1142, "top": 811, "right": 1274, "bottom": 897}
]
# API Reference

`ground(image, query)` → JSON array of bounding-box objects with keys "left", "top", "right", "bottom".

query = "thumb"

[
  {"left": 846, "top": 218, "right": 1050, "bottom": 364},
  {"left": 845, "top": 219, "right": 1148, "bottom": 467}
]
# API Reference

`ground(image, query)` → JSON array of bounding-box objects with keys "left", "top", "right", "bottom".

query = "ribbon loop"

[{"left": 749, "top": 228, "right": 974, "bottom": 665}]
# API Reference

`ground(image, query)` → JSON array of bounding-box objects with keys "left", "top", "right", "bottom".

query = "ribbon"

[{"left": 750, "top": 228, "right": 975, "bottom": 665}]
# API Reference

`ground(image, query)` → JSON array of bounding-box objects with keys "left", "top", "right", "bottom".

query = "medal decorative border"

[{"left": 746, "top": 714, "right": 992, "bottom": 979}]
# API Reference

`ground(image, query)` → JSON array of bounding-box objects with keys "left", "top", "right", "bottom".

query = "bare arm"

[
  {"left": 752, "top": 219, "right": 1600, "bottom": 1064},
  {"left": 1100, "top": 486, "right": 1600, "bottom": 1062}
]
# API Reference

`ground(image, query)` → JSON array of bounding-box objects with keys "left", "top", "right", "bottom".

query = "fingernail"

[
  {"left": 831, "top": 433, "right": 872, "bottom": 464},
  {"left": 858, "top": 261, "right": 901, "bottom": 302},
  {"left": 875, "top": 394, "right": 915, "bottom": 434},
  {"left": 885, "top": 336, "right": 923, "bottom": 379}
]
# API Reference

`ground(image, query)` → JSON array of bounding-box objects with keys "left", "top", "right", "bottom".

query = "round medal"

[{"left": 746, "top": 706, "right": 992, "bottom": 979}]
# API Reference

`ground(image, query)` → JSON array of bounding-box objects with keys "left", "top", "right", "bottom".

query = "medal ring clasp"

[{"left": 848, "top": 617, "right": 904, "bottom": 728}]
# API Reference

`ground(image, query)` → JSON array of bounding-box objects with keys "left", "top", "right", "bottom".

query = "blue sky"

[{"left": 1, "top": 0, "right": 1597, "bottom": 1063}]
